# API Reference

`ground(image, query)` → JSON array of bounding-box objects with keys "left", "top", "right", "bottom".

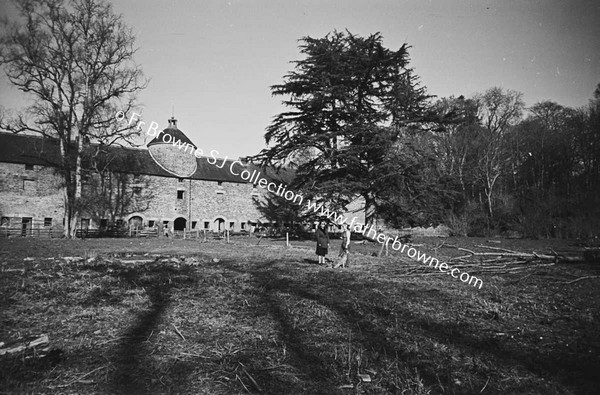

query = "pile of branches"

[
  {"left": 383, "top": 241, "right": 600, "bottom": 283},
  {"left": 436, "top": 242, "right": 600, "bottom": 281}
]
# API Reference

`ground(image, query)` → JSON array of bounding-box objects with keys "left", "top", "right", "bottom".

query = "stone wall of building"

[
  {"left": 0, "top": 160, "right": 271, "bottom": 235},
  {"left": 0, "top": 162, "right": 65, "bottom": 233},
  {"left": 125, "top": 174, "right": 264, "bottom": 232}
]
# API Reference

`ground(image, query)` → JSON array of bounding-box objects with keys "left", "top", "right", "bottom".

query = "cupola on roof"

[
  {"left": 146, "top": 116, "right": 198, "bottom": 177},
  {"left": 147, "top": 117, "right": 197, "bottom": 149}
]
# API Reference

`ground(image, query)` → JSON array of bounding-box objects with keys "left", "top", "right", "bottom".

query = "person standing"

[
  {"left": 315, "top": 221, "right": 329, "bottom": 264},
  {"left": 336, "top": 223, "right": 351, "bottom": 268}
]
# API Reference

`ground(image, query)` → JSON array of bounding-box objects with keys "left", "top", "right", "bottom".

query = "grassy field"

[{"left": 0, "top": 235, "right": 599, "bottom": 394}]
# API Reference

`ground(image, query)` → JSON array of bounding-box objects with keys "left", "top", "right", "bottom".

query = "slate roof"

[
  {"left": 0, "top": 132, "right": 292, "bottom": 184},
  {"left": 147, "top": 126, "right": 197, "bottom": 149},
  {"left": 0, "top": 132, "right": 63, "bottom": 167}
]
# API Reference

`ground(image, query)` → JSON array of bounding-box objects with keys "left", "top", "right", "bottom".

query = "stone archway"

[
  {"left": 174, "top": 217, "right": 187, "bottom": 231},
  {"left": 129, "top": 215, "right": 143, "bottom": 229},
  {"left": 213, "top": 217, "right": 225, "bottom": 232}
]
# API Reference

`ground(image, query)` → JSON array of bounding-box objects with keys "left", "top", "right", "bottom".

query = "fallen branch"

[
  {"left": 239, "top": 362, "right": 262, "bottom": 393},
  {"left": 456, "top": 248, "right": 583, "bottom": 262},
  {"left": 0, "top": 334, "right": 49, "bottom": 356},
  {"left": 51, "top": 364, "right": 109, "bottom": 388},
  {"left": 480, "top": 376, "right": 491, "bottom": 393},
  {"left": 172, "top": 324, "right": 186, "bottom": 341},
  {"left": 95, "top": 336, "right": 128, "bottom": 346},
  {"left": 180, "top": 352, "right": 212, "bottom": 359},
  {"left": 236, "top": 374, "right": 251, "bottom": 393},
  {"left": 563, "top": 275, "right": 600, "bottom": 285},
  {"left": 443, "top": 243, "right": 592, "bottom": 264},
  {"left": 474, "top": 245, "right": 523, "bottom": 254}
]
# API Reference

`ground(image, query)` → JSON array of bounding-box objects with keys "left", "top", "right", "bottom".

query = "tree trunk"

[
  {"left": 66, "top": 134, "right": 83, "bottom": 239},
  {"left": 459, "top": 151, "right": 467, "bottom": 194},
  {"left": 485, "top": 187, "right": 493, "bottom": 218},
  {"left": 59, "top": 138, "right": 74, "bottom": 239},
  {"left": 63, "top": 198, "right": 71, "bottom": 239},
  {"left": 363, "top": 192, "right": 376, "bottom": 228}
]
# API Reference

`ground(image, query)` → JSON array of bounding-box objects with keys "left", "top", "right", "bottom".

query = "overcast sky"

[{"left": 1, "top": 0, "right": 599, "bottom": 158}]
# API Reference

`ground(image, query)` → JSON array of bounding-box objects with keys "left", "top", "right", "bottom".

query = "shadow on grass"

[
  {"left": 221, "top": 258, "right": 600, "bottom": 394},
  {"left": 302, "top": 258, "right": 320, "bottom": 265},
  {"left": 257, "top": 290, "right": 339, "bottom": 393},
  {"left": 257, "top": 265, "right": 442, "bottom": 393},
  {"left": 109, "top": 262, "right": 197, "bottom": 394},
  {"left": 4, "top": 249, "right": 596, "bottom": 394},
  {"left": 219, "top": 259, "right": 427, "bottom": 393}
]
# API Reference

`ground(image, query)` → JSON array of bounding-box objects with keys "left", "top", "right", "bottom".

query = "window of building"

[
  {"left": 133, "top": 187, "right": 142, "bottom": 196},
  {"left": 240, "top": 222, "right": 246, "bottom": 230},
  {"left": 1, "top": 217, "right": 9, "bottom": 226},
  {"left": 21, "top": 217, "right": 32, "bottom": 237},
  {"left": 100, "top": 219, "right": 108, "bottom": 228},
  {"left": 192, "top": 221, "right": 197, "bottom": 229},
  {"left": 44, "top": 218, "right": 52, "bottom": 227},
  {"left": 148, "top": 220, "right": 155, "bottom": 227},
  {"left": 229, "top": 222, "right": 235, "bottom": 230},
  {"left": 23, "top": 179, "right": 35, "bottom": 192},
  {"left": 204, "top": 221, "right": 210, "bottom": 229},
  {"left": 116, "top": 219, "right": 124, "bottom": 227},
  {"left": 25, "top": 163, "right": 34, "bottom": 170},
  {"left": 134, "top": 174, "right": 141, "bottom": 182},
  {"left": 177, "top": 190, "right": 184, "bottom": 199},
  {"left": 178, "top": 178, "right": 184, "bottom": 183},
  {"left": 217, "top": 181, "right": 223, "bottom": 186}
]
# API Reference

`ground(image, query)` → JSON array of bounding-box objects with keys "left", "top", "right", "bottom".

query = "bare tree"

[
  {"left": 433, "top": 96, "right": 480, "bottom": 195},
  {"left": 473, "top": 87, "right": 524, "bottom": 219},
  {"left": 80, "top": 147, "right": 154, "bottom": 230},
  {"left": 0, "top": 0, "right": 148, "bottom": 237}
]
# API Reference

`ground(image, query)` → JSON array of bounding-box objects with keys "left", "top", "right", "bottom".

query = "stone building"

[
  {"left": 0, "top": 118, "right": 278, "bottom": 236},
  {"left": 0, "top": 133, "right": 65, "bottom": 237}
]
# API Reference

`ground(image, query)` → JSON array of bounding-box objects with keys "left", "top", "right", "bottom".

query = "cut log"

[
  {"left": 0, "top": 334, "right": 49, "bottom": 356},
  {"left": 457, "top": 246, "right": 589, "bottom": 263}
]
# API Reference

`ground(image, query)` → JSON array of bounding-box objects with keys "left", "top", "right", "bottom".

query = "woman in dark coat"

[{"left": 315, "top": 221, "right": 329, "bottom": 264}]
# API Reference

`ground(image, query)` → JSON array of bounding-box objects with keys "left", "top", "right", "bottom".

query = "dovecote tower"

[{"left": 147, "top": 117, "right": 198, "bottom": 177}]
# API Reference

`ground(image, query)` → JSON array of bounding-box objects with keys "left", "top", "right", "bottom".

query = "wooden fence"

[
  {"left": 0, "top": 225, "right": 62, "bottom": 238},
  {"left": 1, "top": 225, "right": 246, "bottom": 240}
]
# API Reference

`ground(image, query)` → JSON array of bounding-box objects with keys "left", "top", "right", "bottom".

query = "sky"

[{"left": 1, "top": 0, "right": 599, "bottom": 159}]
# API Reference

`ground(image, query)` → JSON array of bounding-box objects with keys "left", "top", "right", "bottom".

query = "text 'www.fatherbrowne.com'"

[{"left": 116, "top": 111, "right": 483, "bottom": 289}]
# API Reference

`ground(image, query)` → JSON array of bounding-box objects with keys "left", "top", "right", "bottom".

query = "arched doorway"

[
  {"left": 174, "top": 217, "right": 187, "bottom": 231},
  {"left": 129, "top": 216, "right": 143, "bottom": 229},
  {"left": 213, "top": 217, "right": 225, "bottom": 232}
]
